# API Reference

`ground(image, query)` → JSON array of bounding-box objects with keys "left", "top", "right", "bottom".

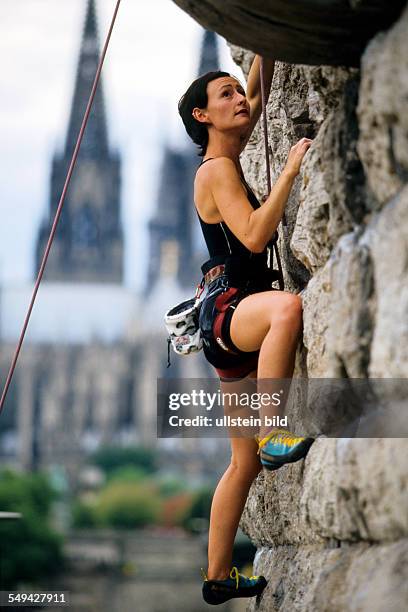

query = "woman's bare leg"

[
  {"left": 207, "top": 292, "right": 303, "bottom": 579},
  {"left": 207, "top": 390, "right": 261, "bottom": 580},
  {"left": 229, "top": 290, "right": 302, "bottom": 437},
  {"left": 229, "top": 290, "right": 302, "bottom": 374}
]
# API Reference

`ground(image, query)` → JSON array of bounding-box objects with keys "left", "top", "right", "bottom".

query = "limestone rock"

[
  {"left": 232, "top": 56, "right": 360, "bottom": 289},
  {"left": 241, "top": 461, "right": 325, "bottom": 548},
  {"left": 173, "top": 0, "right": 406, "bottom": 67},
  {"left": 291, "top": 128, "right": 332, "bottom": 274},
  {"left": 369, "top": 185, "right": 408, "bottom": 376},
  {"left": 248, "top": 539, "right": 408, "bottom": 612},
  {"left": 241, "top": 438, "right": 408, "bottom": 546},
  {"left": 357, "top": 3, "right": 408, "bottom": 208},
  {"left": 301, "top": 438, "right": 408, "bottom": 542},
  {"left": 326, "top": 230, "right": 375, "bottom": 378},
  {"left": 301, "top": 262, "right": 332, "bottom": 377},
  {"left": 292, "top": 72, "right": 368, "bottom": 274}
]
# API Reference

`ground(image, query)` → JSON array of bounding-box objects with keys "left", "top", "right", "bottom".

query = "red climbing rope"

[
  {"left": 0, "top": 0, "right": 123, "bottom": 415},
  {"left": 259, "top": 58, "right": 272, "bottom": 196}
]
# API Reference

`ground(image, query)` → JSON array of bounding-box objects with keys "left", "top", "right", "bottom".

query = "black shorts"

[{"left": 199, "top": 275, "right": 260, "bottom": 381}]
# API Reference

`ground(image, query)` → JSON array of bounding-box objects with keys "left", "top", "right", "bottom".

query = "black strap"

[
  {"left": 199, "top": 157, "right": 214, "bottom": 166},
  {"left": 273, "top": 241, "right": 284, "bottom": 290}
]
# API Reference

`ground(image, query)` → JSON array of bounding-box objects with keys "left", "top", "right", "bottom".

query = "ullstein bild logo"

[{"left": 166, "top": 413, "right": 288, "bottom": 428}]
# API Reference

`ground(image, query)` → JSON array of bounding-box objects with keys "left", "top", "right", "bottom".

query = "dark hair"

[{"left": 178, "top": 71, "right": 231, "bottom": 157}]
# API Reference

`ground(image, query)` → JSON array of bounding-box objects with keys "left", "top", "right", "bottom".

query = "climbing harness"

[
  {"left": 259, "top": 57, "right": 286, "bottom": 291},
  {"left": 0, "top": 0, "right": 123, "bottom": 415}
]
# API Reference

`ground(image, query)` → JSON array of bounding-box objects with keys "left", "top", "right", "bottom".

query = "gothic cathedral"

[{"left": 35, "top": 0, "right": 123, "bottom": 284}]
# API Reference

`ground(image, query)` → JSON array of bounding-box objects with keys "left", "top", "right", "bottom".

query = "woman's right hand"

[{"left": 284, "top": 137, "right": 313, "bottom": 178}]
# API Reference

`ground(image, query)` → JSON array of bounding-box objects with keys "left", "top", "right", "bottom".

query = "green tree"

[
  {"left": 71, "top": 499, "right": 98, "bottom": 528},
  {"left": 94, "top": 481, "right": 161, "bottom": 529},
  {"left": 182, "top": 486, "right": 214, "bottom": 533},
  {"left": 156, "top": 475, "right": 188, "bottom": 498},
  {"left": 90, "top": 445, "right": 157, "bottom": 476},
  {"left": 105, "top": 465, "right": 147, "bottom": 484},
  {"left": 0, "top": 470, "right": 64, "bottom": 589}
]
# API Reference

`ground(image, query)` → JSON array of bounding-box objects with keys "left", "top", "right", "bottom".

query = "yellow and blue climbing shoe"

[
  {"left": 257, "top": 428, "right": 314, "bottom": 471},
  {"left": 202, "top": 566, "right": 267, "bottom": 605}
]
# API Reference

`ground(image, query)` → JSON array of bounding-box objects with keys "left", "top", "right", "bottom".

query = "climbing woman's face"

[{"left": 193, "top": 76, "right": 250, "bottom": 133}]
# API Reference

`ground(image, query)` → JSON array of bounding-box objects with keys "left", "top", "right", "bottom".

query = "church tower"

[
  {"left": 197, "top": 29, "right": 220, "bottom": 75},
  {"left": 35, "top": 0, "right": 123, "bottom": 284},
  {"left": 145, "top": 29, "right": 220, "bottom": 294}
]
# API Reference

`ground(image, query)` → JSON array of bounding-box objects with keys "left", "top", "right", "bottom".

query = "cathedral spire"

[
  {"left": 65, "top": 0, "right": 108, "bottom": 158},
  {"left": 84, "top": 0, "right": 97, "bottom": 39},
  {"left": 35, "top": 0, "right": 123, "bottom": 284},
  {"left": 197, "top": 30, "right": 220, "bottom": 76}
]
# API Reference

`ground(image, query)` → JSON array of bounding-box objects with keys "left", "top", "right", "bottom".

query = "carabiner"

[{"left": 195, "top": 277, "right": 205, "bottom": 299}]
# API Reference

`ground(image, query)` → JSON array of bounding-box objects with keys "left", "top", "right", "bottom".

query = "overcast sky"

[{"left": 0, "top": 0, "right": 243, "bottom": 292}]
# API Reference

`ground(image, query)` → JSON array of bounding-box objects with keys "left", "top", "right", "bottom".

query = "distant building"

[
  {"left": 2, "top": 0, "right": 133, "bottom": 346},
  {"left": 0, "top": 0, "right": 136, "bottom": 478},
  {"left": 0, "top": 5, "right": 226, "bottom": 480},
  {"left": 35, "top": 0, "right": 123, "bottom": 285}
]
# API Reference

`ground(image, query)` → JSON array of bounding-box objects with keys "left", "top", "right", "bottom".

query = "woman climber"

[{"left": 178, "top": 54, "right": 314, "bottom": 605}]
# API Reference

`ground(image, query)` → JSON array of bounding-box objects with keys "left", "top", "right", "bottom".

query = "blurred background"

[{"left": 0, "top": 1, "right": 253, "bottom": 610}]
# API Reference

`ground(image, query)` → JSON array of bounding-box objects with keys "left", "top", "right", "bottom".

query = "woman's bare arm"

[
  {"left": 240, "top": 55, "right": 275, "bottom": 153},
  {"left": 207, "top": 138, "right": 312, "bottom": 252}
]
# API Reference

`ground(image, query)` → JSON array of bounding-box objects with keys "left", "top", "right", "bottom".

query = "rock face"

[
  {"left": 231, "top": 5, "right": 408, "bottom": 610},
  {"left": 176, "top": 1, "right": 408, "bottom": 610},
  {"left": 172, "top": 0, "right": 406, "bottom": 67},
  {"left": 231, "top": 5, "right": 408, "bottom": 382}
]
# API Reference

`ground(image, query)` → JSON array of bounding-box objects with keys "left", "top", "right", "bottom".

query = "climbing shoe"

[
  {"left": 202, "top": 566, "right": 267, "bottom": 605},
  {"left": 257, "top": 428, "right": 314, "bottom": 470}
]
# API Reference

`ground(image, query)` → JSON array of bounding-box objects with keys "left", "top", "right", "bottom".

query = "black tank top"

[{"left": 195, "top": 157, "right": 262, "bottom": 259}]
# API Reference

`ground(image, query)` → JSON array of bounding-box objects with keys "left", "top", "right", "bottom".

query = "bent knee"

[{"left": 270, "top": 293, "right": 303, "bottom": 326}]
